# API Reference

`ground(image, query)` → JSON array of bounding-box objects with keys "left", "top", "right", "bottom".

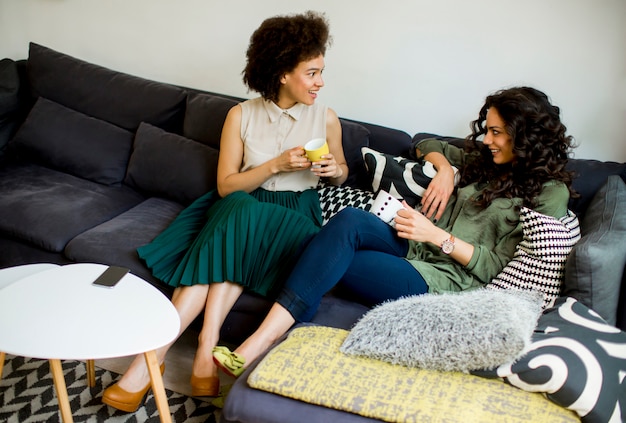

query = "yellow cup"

[{"left": 304, "top": 138, "right": 329, "bottom": 163}]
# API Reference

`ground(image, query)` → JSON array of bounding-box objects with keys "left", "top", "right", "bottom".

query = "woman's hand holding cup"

[
  {"left": 304, "top": 138, "right": 342, "bottom": 178},
  {"left": 304, "top": 138, "right": 329, "bottom": 164}
]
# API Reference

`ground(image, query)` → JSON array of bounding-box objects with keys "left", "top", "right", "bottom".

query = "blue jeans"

[{"left": 276, "top": 207, "right": 428, "bottom": 322}]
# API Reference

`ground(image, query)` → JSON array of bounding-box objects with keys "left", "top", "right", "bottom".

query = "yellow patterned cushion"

[{"left": 248, "top": 326, "right": 579, "bottom": 423}]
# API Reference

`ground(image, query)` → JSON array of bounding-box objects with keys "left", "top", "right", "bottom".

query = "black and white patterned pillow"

[
  {"left": 317, "top": 183, "right": 375, "bottom": 225},
  {"left": 488, "top": 207, "right": 581, "bottom": 309},
  {"left": 361, "top": 147, "right": 459, "bottom": 207},
  {"left": 472, "top": 297, "right": 626, "bottom": 423}
]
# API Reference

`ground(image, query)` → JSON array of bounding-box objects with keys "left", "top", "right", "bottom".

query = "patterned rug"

[{"left": 0, "top": 354, "right": 219, "bottom": 422}]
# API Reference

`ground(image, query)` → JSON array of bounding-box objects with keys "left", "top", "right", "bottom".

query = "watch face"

[{"left": 441, "top": 239, "right": 454, "bottom": 254}]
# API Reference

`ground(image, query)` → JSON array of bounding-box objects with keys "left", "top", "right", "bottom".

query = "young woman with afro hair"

[{"left": 102, "top": 10, "right": 347, "bottom": 411}]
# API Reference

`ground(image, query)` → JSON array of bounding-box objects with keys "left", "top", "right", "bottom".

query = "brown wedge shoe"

[
  {"left": 190, "top": 374, "right": 220, "bottom": 397},
  {"left": 102, "top": 363, "right": 165, "bottom": 412}
]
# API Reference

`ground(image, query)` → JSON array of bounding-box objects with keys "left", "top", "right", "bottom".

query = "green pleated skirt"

[{"left": 137, "top": 189, "right": 322, "bottom": 298}]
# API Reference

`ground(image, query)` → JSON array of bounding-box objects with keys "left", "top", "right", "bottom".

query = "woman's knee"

[{"left": 327, "top": 207, "right": 371, "bottom": 230}]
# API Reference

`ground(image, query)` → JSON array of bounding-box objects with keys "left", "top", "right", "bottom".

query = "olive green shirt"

[{"left": 409, "top": 139, "right": 570, "bottom": 293}]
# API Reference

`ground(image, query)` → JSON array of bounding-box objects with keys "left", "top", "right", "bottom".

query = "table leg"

[
  {"left": 144, "top": 350, "right": 171, "bottom": 423},
  {"left": 49, "top": 359, "right": 74, "bottom": 423},
  {"left": 85, "top": 359, "right": 96, "bottom": 387},
  {"left": 0, "top": 351, "right": 5, "bottom": 379}
]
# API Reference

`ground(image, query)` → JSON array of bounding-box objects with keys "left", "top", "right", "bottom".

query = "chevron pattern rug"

[{"left": 0, "top": 354, "right": 219, "bottom": 422}]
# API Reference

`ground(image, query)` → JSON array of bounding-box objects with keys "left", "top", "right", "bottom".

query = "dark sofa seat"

[
  {"left": 64, "top": 197, "right": 185, "bottom": 294},
  {"left": 0, "top": 163, "right": 144, "bottom": 253}
]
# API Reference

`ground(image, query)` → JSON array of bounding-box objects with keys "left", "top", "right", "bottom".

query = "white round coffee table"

[{"left": 0, "top": 263, "right": 180, "bottom": 423}]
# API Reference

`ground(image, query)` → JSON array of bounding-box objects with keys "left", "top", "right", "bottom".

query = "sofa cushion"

[
  {"left": 27, "top": 42, "right": 187, "bottom": 132},
  {"left": 340, "top": 289, "right": 543, "bottom": 372},
  {"left": 0, "top": 58, "right": 21, "bottom": 115},
  {"left": 11, "top": 97, "right": 133, "bottom": 185},
  {"left": 357, "top": 120, "right": 412, "bottom": 158},
  {"left": 563, "top": 175, "right": 626, "bottom": 326},
  {"left": 125, "top": 122, "right": 219, "bottom": 205},
  {"left": 473, "top": 297, "right": 626, "bottom": 423},
  {"left": 0, "top": 58, "right": 22, "bottom": 153},
  {"left": 64, "top": 197, "right": 184, "bottom": 294},
  {"left": 488, "top": 207, "right": 581, "bottom": 309},
  {"left": 361, "top": 146, "right": 459, "bottom": 207},
  {"left": 566, "top": 159, "right": 626, "bottom": 219},
  {"left": 242, "top": 325, "right": 578, "bottom": 423},
  {"left": 222, "top": 290, "right": 371, "bottom": 346},
  {"left": 0, "top": 164, "right": 144, "bottom": 252},
  {"left": 183, "top": 92, "right": 239, "bottom": 149},
  {"left": 338, "top": 119, "right": 370, "bottom": 189}
]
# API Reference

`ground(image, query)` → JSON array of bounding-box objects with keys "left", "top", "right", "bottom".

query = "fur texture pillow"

[{"left": 340, "top": 289, "right": 544, "bottom": 373}]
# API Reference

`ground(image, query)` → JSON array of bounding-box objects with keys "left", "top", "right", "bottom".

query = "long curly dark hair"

[
  {"left": 460, "top": 86, "right": 576, "bottom": 210},
  {"left": 243, "top": 11, "right": 331, "bottom": 102}
]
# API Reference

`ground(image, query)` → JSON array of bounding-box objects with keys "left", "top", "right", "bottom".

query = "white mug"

[{"left": 370, "top": 190, "right": 405, "bottom": 227}]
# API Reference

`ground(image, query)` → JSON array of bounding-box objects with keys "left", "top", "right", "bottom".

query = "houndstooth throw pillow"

[
  {"left": 317, "top": 183, "right": 375, "bottom": 225},
  {"left": 487, "top": 207, "right": 581, "bottom": 309}
]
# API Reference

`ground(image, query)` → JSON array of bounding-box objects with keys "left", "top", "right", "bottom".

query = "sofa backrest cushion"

[
  {"left": 125, "top": 122, "right": 219, "bottom": 205},
  {"left": 339, "top": 119, "right": 370, "bottom": 189},
  {"left": 0, "top": 58, "right": 23, "bottom": 154},
  {"left": 566, "top": 158, "right": 626, "bottom": 220},
  {"left": 355, "top": 120, "right": 412, "bottom": 158},
  {"left": 11, "top": 97, "right": 133, "bottom": 185},
  {"left": 183, "top": 92, "right": 240, "bottom": 149},
  {"left": 563, "top": 175, "right": 626, "bottom": 328},
  {"left": 27, "top": 43, "right": 187, "bottom": 133}
]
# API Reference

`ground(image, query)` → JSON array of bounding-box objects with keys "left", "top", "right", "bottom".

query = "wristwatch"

[{"left": 441, "top": 234, "right": 456, "bottom": 255}]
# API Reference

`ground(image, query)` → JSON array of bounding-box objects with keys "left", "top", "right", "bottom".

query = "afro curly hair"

[{"left": 243, "top": 11, "right": 331, "bottom": 102}]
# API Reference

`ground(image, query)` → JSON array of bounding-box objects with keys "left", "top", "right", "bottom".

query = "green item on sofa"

[{"left": 248, "top": 326, "right": 579, "bottom": 423}]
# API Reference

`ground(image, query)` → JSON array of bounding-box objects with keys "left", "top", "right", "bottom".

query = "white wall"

[{"left": 1, "top": 0, "right": 624, "bottom": 162}]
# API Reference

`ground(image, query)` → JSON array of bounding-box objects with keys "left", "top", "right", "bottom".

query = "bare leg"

[
  {"left": 114, "top": 285, "right": 209, "bottom": 392},
  {"left": 233, "top": 302, "right": 296, "bottom": 368},
  {"left": 192, "top": 281, "right": 244, "bottom": 378}
]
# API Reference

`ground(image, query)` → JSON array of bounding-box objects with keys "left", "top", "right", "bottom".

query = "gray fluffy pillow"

[{"left": 340, "top": 289, "right": 544, "bottom": 373}]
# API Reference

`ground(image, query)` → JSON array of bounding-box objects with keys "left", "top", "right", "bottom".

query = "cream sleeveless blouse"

[{"left": 240, "top": 97, "right": 327, "bottom": 192}]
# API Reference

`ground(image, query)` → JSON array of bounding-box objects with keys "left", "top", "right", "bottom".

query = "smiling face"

[
  {"left": 483, "top": 107, "right": 516, "bottom": 164},
  {"left": 277, "top": 54, "right": 325, "bottom": 109}
]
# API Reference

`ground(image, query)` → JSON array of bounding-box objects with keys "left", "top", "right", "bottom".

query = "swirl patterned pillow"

[
  {"left": 361, "top": 147, "right": 459, "bottom": 207},
  {"left": 487, "top": 207, "right": 581, "bottom": 309},
  {"left": 472, "top": 297, "right": 626, "bottom": 423}
]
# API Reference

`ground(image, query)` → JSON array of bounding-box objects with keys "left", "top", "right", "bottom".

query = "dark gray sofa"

[
  {"left": 2, "top": 42, "right": 626, "bottom": 423},
  {"left": 1, "top": 42, "right": 625, "bottom": 343}
]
